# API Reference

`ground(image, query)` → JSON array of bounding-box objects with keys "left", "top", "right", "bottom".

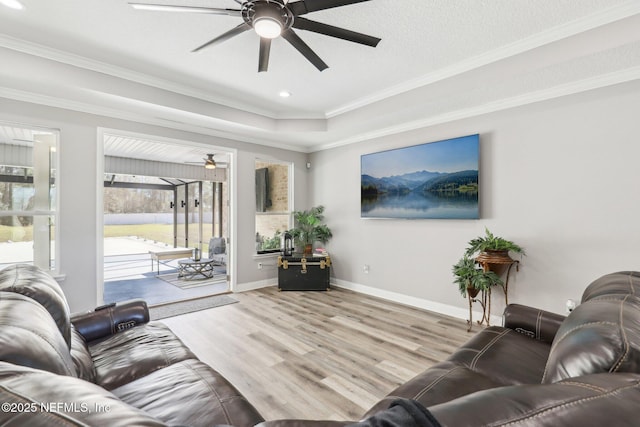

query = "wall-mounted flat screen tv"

[{"left": 361, "top": 134, "right": 479, "bottom": 219}]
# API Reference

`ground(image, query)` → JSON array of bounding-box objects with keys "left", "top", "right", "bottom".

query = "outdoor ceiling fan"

[
  {"left": 185, "top": 154, "right": 228, "bottom": 169},
  {"left": 128, "top": 0, "right": 381, "bottom": 72}
]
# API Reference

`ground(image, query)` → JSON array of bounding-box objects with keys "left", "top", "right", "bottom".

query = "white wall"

[
  {"left": 3, "top": 78, "right": 638, "bottom": 318},
  {"left": 310, "top": 81, "right": 640, "bottom": 318},
  {"left": 0, "top": 98, "right": 307, "bottom": 311}
]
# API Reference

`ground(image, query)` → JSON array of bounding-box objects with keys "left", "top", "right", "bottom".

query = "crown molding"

[
  {"left": 314, "top": 66, "right": 640, "bottom": 152},
  {"left": 0, "top": 85, "right": 311, "bottom": 153},
  {"left": 325, "top": 1, "right": 640, "bottom": 119},
  {"left": 0, "top": 33, "right": 280, "bottom": 119},
  {"left": 4, "top": 1, "right": 637, "bottom": 126}
]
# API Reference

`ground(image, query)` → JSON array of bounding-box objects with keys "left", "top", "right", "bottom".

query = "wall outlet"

[
  {"left": 258, "top": 262, "right": 263, "bottom": 270},
  {"left": 363, "top": 264, "right": 370, "bottom": 274}
]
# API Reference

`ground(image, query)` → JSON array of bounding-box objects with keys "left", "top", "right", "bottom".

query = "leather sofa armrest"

[
  {"left": 503, "top": 303, "right": 565, "bottom": 344},
  {"left": 71, "top": 299, "right": 149, "bottom": 342}
]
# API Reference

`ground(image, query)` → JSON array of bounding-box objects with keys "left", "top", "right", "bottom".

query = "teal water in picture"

[
  {"left": 361, "top": 191, "right": 478, "bottom": 219},
  {"left": 361, "top": 134, "right": 479, "bottom": 219}
]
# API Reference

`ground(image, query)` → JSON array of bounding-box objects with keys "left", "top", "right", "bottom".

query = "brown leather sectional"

[
  {"left": 2, "top": 263, "right": 640, "bottom": 426},
  {"left": 0, "top": 264, "right": 263, "bottom": 426}
]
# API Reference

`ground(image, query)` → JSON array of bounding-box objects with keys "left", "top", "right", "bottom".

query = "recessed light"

[
  {"left": 279, "top": 90, "right": 292, "bottom": 98},
  {"left": 0, "top": 0, "right": 24, "bottom": 10}
]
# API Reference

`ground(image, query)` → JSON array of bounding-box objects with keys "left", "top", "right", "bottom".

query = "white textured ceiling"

[{"left": 0, "top": 0, "right": 639, "bottom": 153}]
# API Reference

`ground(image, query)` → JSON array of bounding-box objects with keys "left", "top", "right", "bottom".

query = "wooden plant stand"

[{"left": 467, "top": 252, "right": 520, "bottom": 331}]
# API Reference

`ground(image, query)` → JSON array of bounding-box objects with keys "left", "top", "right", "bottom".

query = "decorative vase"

[
  {"left": 476, "top": 250, "right": 513, "bottom": 275},
  {"left": 467, "top": 286, "right": 480, "bottom": 299},
  {"left": 476, "top": 249, "right": 512, "bottom": 263},
  {"left": 304, "top": 244, "right": 313, "bottom": 255}
]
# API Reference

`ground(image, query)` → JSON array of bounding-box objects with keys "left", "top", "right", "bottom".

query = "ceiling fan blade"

[
  {"left": 289, "top": 0, "right": 371, "bottom": 16},
  {"left": 129, "top": 3, "right": 241, "bottom": 16},
  {"left": 258, "top": 38, "right": 272, "bottom": 73},
  {"left": 292, "top": 17, "right": 380, "bottom": 47},
  {"left": 282, "top": 29, "right": 328, "bottom": 71},
  {"left": 192, "top": 22, "right": 252, "bottom": 52}
]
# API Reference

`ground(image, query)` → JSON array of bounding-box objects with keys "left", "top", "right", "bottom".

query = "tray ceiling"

[{"left": 0, "top": 0, "right": 639, "bottom": 152}]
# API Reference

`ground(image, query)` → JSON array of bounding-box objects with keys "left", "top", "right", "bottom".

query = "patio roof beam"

[
  {"left": 0, "top": 174, "right": 55, "bottom": 185},
  {"left": 103, "top": 181, "right": 175, "bottom": 191}
]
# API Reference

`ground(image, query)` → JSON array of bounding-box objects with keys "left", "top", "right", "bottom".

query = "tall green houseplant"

[
  {"left": 288, "top": 205, "right": 332, "bottom": 254},
  {"left": 452, "top": 255, "right": 503, "bottom": 298}
]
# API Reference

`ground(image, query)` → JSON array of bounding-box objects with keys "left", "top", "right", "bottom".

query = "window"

[
  {"left": 255, "top": 159, "right": 291, "bottom": 254},
  {"left": 0, "top": 124, "right": 59, "bottom": 271}
]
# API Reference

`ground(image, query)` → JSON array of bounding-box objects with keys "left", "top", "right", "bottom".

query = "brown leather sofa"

[
  {"left": 259, "top": 271, "right": 640, "bottom": 427},
  {"left": 4, "top": 263, "right": 640, "bottom": 426},
  {"left": 0, "top": 263, "right": 264, "bottom": 426}
]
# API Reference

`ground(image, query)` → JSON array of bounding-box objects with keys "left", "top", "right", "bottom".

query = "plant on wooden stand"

[
  {"left": 465, "top": 227, "right": 525, "bottom": 260},
  {"left": 452, "top": 255, "right": 503, "bottom": 298},
  {"left": 288, "top": 205, "right": 332, "bottom": 255}
]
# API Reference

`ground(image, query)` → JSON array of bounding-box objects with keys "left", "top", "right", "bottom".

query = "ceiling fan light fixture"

[{"left": 254, "top": 16, "right": 282, "bottom": 39}]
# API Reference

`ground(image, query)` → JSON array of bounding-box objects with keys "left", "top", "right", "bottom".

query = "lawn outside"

[{"left": 0, "top": 223, "right": 214, "bottom": 265}]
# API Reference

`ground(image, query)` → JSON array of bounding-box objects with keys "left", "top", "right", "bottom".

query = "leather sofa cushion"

[
  {"left": 0, "top": 361, "right": 166, "bottom": 426},
  {"left": 447, "top": 326, "right": 551, "bottom": 385},
  {"left": 0, "top": 292, "right": 76, "bottom": 377},
  {"left": 112, "top": 359, "right": 265, "bottom": 427},
  {"left": 581, "top": 271, "right": 640, "bottom": 302},
  {"left": 0, "top": 264, "right": 71, "bottom": 347},
  {"left": 363, "top": 360, "right": 504, "bottom": 418},
  {"left": 89, "top": 322, "right": 196, "bottom": 390},
  {"left": 363, "top": 326, "right": 551, "bottom": 419},
  {"left": 543, "top": 294, "right": 640, "bottom": 383},
  {"left": 70, "top": 325, "right": 97, "bottom": 382}
]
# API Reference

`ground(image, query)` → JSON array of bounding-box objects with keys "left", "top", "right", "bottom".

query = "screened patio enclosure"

[
  {"left": 103, "top": 151, "right": 230, "bottom": 305},
  {"left": 104, "top": 174, "right": 225, "bottom": 254}
]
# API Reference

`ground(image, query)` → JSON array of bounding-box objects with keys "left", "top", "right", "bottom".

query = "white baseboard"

[
  {"left": 234, "top": 278, "right": 275, "bottom": 293},
  {"left": 331, "top": 278, "right": 503, "bottom": 326},
  {"left": 234, "top": 277, "right": 503, "bottom": 326}
]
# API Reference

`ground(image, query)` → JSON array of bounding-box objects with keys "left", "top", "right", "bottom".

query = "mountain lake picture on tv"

[{"left": 361, "top": 134, "right": 479, "bottom": 219}]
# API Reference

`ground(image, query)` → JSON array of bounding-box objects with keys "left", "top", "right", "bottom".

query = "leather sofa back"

[
  {"left": 581, "top": 271, "right": 640, "bottom": 302},
  {"left": 0, "top": 264, "right": 72, "bottom": 347},
  {"left": 543, "top": 271, "right": 640, "bottom": 383},
  {"left": 0, "top": 292, "right": 77, "bottom": 376}
]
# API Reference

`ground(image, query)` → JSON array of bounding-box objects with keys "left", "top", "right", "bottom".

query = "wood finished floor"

[{"left": 161, "top": 286, "right": 471, "bottom": 421}]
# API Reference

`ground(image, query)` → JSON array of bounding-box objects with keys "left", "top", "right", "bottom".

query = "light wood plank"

[{"left": 161, "top": 286, "right": 471, "bottom": 421}]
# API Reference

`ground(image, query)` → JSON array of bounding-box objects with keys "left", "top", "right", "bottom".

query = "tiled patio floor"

[
  {"left": 103, "top": 253, "right": 228, "bottom": 306},
  {"left": 0, "top": 237, "right": 229, "bottom": 306}
]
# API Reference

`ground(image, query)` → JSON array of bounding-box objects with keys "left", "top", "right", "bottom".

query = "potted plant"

[
  {"left": 465, "top": 227, "right": 525, "bottom": 262},
  {"left": 452, "top": 255, "right": 503, "bottom": 298},
  {"left": 288, "top": 205, "right": 332, "bottom": 255}
]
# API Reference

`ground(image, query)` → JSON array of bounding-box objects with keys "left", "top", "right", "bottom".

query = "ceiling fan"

[
  {"left": 129, "top": 0, "right": 381, "bottom": 72},
  {"left": 185, "top": 154, "right": 228, "bottom": 169}
]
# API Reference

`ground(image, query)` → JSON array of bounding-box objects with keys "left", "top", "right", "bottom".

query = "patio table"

[
  {"left": 149, "top": 248, "right": 193, "bottom": 274},
  {"left": 177, "top": 258, "right": 216, "bottom": 280}
]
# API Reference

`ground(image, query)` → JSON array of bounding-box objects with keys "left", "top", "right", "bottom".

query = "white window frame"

[
  {"left": 0, "top": 123, "right": 59, "bottom": 272},
  {"left": 254, "top": 158, "right": 293, "bottom": 254}
]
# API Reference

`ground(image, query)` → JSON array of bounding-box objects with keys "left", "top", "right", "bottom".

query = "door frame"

[{"left": 97, "top": 127, "right": 238, "bottom": 305}]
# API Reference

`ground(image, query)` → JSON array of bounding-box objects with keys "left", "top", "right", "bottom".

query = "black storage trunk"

[{"left": 277, "top": 254, "right": 330, "bottom": 291}]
